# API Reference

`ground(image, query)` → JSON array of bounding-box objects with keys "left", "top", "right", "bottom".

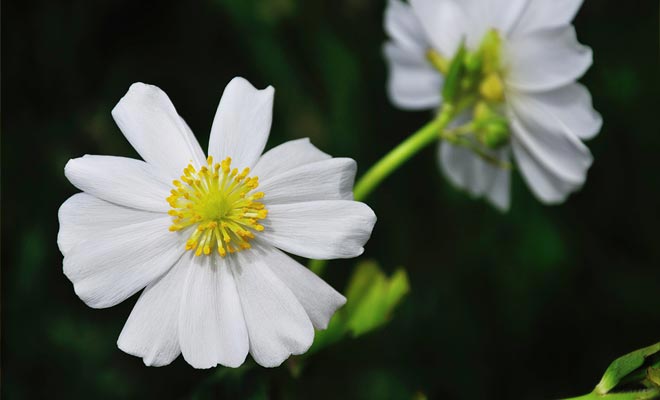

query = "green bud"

[
  {"left": 473, "top": 101, "right": 510, "bottom": 148},
  {"left": 479, "top": 120, "right": 510, "bottom": 148},
  {"left": 478, "top": 29, "right": 502, "bottom": 74}
]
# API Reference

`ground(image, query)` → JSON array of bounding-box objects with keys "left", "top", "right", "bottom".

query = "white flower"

[
  {"left": 58, "top": 78, "right": 376, "bottom": 368},
  {"left": 384, "top": 0, "right": 602, "bottom": 210}
]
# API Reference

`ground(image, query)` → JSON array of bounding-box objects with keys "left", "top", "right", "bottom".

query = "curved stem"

[
  {"left": 353, "top": 105, "right": 454, "bottom": 201},
  {"left": 561, "top": 389, "right": 660, "bottom": 400},
  {"left": 309, "top": 105, "right": 455, "bottom": 276}
]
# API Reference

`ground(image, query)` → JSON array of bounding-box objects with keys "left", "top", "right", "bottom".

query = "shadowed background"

[{"left": 2, "top": 0, "right": 659, "bottom": 399}]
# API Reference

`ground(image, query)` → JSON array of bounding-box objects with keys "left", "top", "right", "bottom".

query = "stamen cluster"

[{"left": 167, "top": 156, "right": 267, "bottom": 257}]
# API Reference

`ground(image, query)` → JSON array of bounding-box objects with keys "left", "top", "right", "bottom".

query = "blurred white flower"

[
  {"left": 58, "top": 78, "right": 376, "bottom": 368},
  {"left": 384, "top": 0, "right": 602, "bottom": 210}
]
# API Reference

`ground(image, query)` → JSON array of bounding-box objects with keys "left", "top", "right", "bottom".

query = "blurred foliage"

[
  {"left": 2, "top": 0, "right": 660, "bottom": 399},
  {"left": 309, "top": 260, "right": 410, "bottom": 355},
  {"left": 563, "top": 343, "right": 660, "bottom": 399}
]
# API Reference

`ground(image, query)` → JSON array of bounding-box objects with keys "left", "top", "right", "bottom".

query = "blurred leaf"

[
  {"left": 345, "top": 262, "right": 410, "bottom": 336},
  {"left": 648, "top": 367, "right": 660, "bottom": 387},
  {"left": 564, "top": 343, "right": 660, "bottom": 400},
  {"left": 596, "top": 342, "right": 660, "bottom": 394},
  {"left": 308, "top": 260, "right": 410, "bottom": 355},
  {"left": 442, "top": 41, "right": 466, "bottom": 103}
]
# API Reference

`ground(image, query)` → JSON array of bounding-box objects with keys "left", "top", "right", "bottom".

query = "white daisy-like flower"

[
  {"left": 384, "top": 0, "right": 602, "bottom": 210},
  {"left": 58, "top": 78, "right": 376, "bottom": 368}
]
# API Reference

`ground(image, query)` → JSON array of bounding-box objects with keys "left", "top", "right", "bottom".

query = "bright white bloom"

[
  {"left": 58, "top": 78, "right": 376, "bottom": 368},
  {"left": 384, "top": 0, "right": 602, "bottom": 210}
]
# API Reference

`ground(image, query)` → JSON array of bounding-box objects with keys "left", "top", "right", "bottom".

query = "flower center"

[
  {"left": 167, "top": 156, "right": 267, "bottom": 257},
  {"left": 427, "top": 29, "right": 511, "bottom": 150}
]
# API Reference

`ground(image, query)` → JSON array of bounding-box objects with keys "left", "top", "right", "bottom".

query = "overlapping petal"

[
  {"left": 259, "top": 200, "right": 376, "bottom": 260},
  {"left": 384, "top": 43, "right": 443, "bottom": 110},
  {"left": 63, "top": 217, "right": 185, "bottom": 309},
  {"left": 58, "top": 193, "right": 162, "bottom": 256},
  {"left": 510, "top": 114, "right": 592, "bottom": 204},
  {"left": 112, "top": 82, "right": 206, "bottom": 178},
  {"left": 511, "top": 0, "right": 584, "bottom": 36},
  {"left": 231, "top": 248, "right": 314, "bottom": 368},
  {"left": 385, "top": 0, "right": 428, "bottom": 54},
  {"left": 64, "top": 155, "right": 171, "bottom": 212},
  {"left": 252, "top": 138, "right": 331, "bottom": 180},
  {"left": 117, "top": 254, "right": 189, "bottom": 367},
  {"left": 179, "top": 254, "right": 249, "bottom": 369},
  {"left": 508, "top": 84, "right": 602, "bottom": 140},
  {"left": 264, "top": 246, "right": 346, "bottom": 330},
  {"left": 410, "top": 0, "right": 468, "bottom": 57},
  {"left": 439, "top": 142, "right": 511, "bottom": 211},
  {"left": 208, "top": 77, "right": 274, "bottom": 169},
  {"left": 505, "top": 25, "right": 592, "bottom": 92},
  {"left": 259, "top": 158, "right": 356, "bottom": 205}
]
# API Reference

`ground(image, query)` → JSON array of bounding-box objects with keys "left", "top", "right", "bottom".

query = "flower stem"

[
  {"left": 353, "top": 104, "right": 454, "bottom": 201},
  {"left": 561, "top": 389, "right": 660, "bottom": 400},
  {"left": 309, "top": 105, "right": 455, "bottom": 276}
]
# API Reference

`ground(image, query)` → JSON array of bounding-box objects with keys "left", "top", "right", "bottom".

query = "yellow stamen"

[
  {"left": 480, "top": 72, "right": 505, "bottom": 102},
  {"left": 167, "top": 156, "right": 267, "bottom": 257}
]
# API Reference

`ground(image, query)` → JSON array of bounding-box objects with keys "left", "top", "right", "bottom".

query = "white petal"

[
  {"left": 505, "top": 25, "right": 592, "bottom": 92},
  {"left": 508, "top": 99, "right": 593, "bottom": 184},
  {"left": 510, "top": 115, "right": 592, "bottom": 204},
  {"left": 208, "top": 77, "right": 274, "bottom": 169},
  {"left": 58, "top": 193, "right": 162, "bottom": 256},
  {"left": 508, "top": 84, "right": 601, "bottom": 141},
  {"left": 251, "top": 138, "right": 331, "bottom": 180},
  {"left": 263, "top": 245, "right": 346, "bottom": 330},
  {"left": 486, "top": 0, "right": 528, "bottom": 36},
  {"left": 64, "top": 155, "right": 171, "bottom": 212},
  {"left": 439, "top": 141, "right": 511, "bottom": 211},
  {"left": 511, "top": 0, "right": 583, "bottom": 36},
  {"left": 259, "top": 158, "right": 356, "bottom": 205},
  {"left": 117, "top": 254, "right": 189, "bottom": 367},
  {"left": 231, "top": 248, "right": 314, "bottom": 368},
  {"left": 259, "top": 200, "right": 376, "bottom": 260},
  {"left": 455, "top": 0, "right": 528, "bottom": 40},
  {"left": 179, "top": 254, "right": 249, "bottom": 369},
  {"left": 384, "top": 0, "right": 428, "bottom": 54},
  {"left": 384, "top": 42, "right": 443, "bottom": 110},
  {"left": 111, "top": 83, "right": 206, "bottom": 179},
  {"left": 410, "top": 0, "right": 468, "bottom": 57},
  {"left": 485, "top": 158, "right": 512, "bottom": 212},
  {"left": 63, "top": 216, "right": 185, "bottom": 308}
]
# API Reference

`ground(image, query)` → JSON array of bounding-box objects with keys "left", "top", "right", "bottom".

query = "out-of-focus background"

[{"left": 2, "top": 0, "right": 659, "bottom": 399}]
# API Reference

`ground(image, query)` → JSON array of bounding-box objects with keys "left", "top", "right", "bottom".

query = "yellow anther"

[
  {"left": 426, "top": 49, "right": 450, "bottom": 75},
  {"left": 167, "top": 156, "right": 267, "bottom": 257},
  {"left": 480, "top": 72, "right": 505, "bottom": 102}
]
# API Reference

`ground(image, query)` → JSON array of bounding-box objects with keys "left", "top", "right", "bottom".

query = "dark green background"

[{"left": 3, "top": 0, "right": 659, "bottom": 399}]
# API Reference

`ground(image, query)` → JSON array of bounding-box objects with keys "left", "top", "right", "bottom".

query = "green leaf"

[
  {"left": 648, "top": 367, "right": 660, "bottom": 387},
  {"left": 308, "top": 260, "right": 410, "bottom": 355},
  {"left": 344, "top": 262, "right": 410, "bottom": 336},
  {"left": 442, "top": 40, "right": 467, "bottom": 103},
  {"left": 596, "top": 343, "right": 660, "bottom": 394}
]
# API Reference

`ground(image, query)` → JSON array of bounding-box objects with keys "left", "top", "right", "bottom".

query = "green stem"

[
  {"left": 353, "top": 104, "right": 454, "bottom": 201},
  {"left": 562, "top": 389, "right": 660, "bottom": 400},
  {"left": 309, "top": 105, "right": 456, "bottom": 276}
]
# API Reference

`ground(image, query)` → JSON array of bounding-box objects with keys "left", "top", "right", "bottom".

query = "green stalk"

[{"left": 353, "top": 105, "right": 454, "bottom": 201}]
